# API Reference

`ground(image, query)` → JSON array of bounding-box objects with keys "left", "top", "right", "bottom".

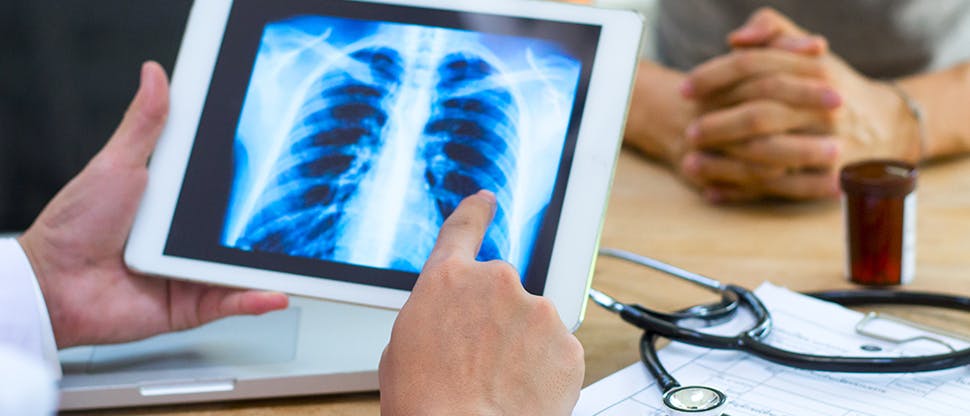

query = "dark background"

[{"left": 0, "top": 0, "right": 192, "bottom": 231}]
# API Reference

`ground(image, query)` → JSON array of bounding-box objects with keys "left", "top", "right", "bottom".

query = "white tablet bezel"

[{"left": 125, "top": 0, "right": 643, "bottom": 330}]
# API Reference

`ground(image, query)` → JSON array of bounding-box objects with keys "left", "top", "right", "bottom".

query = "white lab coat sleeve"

[
  {"left": 0, "top": 344, "right": 58, "bottom": 415},
  {"left": 0, "top": 237, "right": 61, "bottom": 377},
  {"left": 0, "top": 237, "right": 60, "bottom": 414}
]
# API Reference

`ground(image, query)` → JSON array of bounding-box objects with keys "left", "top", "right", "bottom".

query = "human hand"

[
  {"left": 17, "top": 62, "right": 289, "bottom": 349},
  {"left": 679, "top": 8, "right": 921, "bottom": 202},
  {"left": 379, "top": 191, "right": 584, "bottom": 416},
  {"left": 625, "top": 61, "right": 701, "bottom": 171}
]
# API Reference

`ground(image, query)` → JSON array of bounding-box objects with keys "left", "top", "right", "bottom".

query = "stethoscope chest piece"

[{"left": 662, "top": 385, "right": 727, "bottom": 416}]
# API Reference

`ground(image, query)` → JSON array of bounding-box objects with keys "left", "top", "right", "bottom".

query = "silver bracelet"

[{"left": 886, "top": 81, "right": 927, "bottom": 163}]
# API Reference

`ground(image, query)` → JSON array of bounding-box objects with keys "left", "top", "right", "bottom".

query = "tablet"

[{"left": 125, "top": 0, "right": 643, "bottom": 330}]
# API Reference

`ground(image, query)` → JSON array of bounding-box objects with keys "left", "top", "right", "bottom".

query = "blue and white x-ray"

[{"left": 221, "top": 15, "right": 582, "bottom": 278}]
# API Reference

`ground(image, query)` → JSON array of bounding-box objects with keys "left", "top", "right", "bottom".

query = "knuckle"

[
  {"left": 803, "top": 141, "right": 835, "bottom": 167},
  {"left": 436, "top": 253, "right": 467, "bottom": 271},
  {"left": 744, "top": 104, "right": 774, "bottom": 133},
  {"left": 799, "top": 84, "right": 821, "bottom": 105},
  {"left": 443, "top": 212, "right": 477, "bottom": 232},
  {"left": 530, "top": 297, "right": 560, "bottom": 323},
  {"left": 132, "top": 103, "right": 167, "bottom": 127},
  {"left": 755, "top": 165, "right": 785, "bottom": 181},
  {"left": 745, "top": 138, "right": 772, "bottom": 161},
  {"left": 485, "top": 260, "right": 522, "bottom": 291},
  {"left": 565, "top": 336, "right": 586, "bottom": 365},
  {"left": 816, "top": 109, "right": 838, "bottom": 131},
  {"left": 825, "top": 110, "right": 839, "bottom": 129},
  {"left": 755, "top": 77, "right": 777, "bottom": 98},
  {"left": 680, "top": 158, "right": 709, "bottom": 188},
  {"left": 427, "top": 254, "right": 469, "bottom": 283},
  {"left": 683, "top": 152, "right": 711, "bottom": 182},
  {"left": 813, "top": 62, "right": 834, "bottom": 82}
]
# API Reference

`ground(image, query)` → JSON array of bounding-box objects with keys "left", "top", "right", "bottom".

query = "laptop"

[{"left": 59, "top": 298, "right": 393, "bottom": 409}]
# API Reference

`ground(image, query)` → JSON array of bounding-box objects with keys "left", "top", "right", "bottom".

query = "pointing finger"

[{"left": 427, "top": 190, "right": 497, "bottom": 264}]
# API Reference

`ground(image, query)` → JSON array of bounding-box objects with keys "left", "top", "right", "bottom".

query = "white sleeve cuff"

[{"left": 0, "top": 237, "right": 62, "bottom": 379}]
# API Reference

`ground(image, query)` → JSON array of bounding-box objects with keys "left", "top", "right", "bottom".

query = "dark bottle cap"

[{"left": 840, "top": 159, "right": 917, "bottom": 198}]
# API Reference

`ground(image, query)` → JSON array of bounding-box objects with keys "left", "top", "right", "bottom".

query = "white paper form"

[{"left": 574, "top": 283, "right": 970, "bottom": 416}]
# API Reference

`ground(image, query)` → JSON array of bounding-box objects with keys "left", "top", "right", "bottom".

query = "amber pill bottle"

[{"left": 840, "top": 160, "right": 918, "bottom": 286}]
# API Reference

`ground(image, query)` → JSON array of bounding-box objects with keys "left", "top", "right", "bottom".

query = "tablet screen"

[{"left": 164, "top": 0, "right": 600, "bottom": 294}]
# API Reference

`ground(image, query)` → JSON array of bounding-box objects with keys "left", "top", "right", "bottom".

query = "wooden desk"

[{"left": 75, "top": 150, "right": 970, "bottom": 415}]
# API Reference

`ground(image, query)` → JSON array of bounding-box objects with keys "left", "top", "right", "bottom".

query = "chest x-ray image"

[{"left": 221, "top": 15, "right": 582, "bottom": 279}]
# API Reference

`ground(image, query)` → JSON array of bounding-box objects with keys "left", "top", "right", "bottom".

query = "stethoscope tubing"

[
  {"left": 629, "top": 287, "right": 970, "bottom": 373},
  {"left": 808, "top": 290, "right": 970, "bottom": 310},
  {"left": 740, "top": 334, "right": 970, "bottom": 372},
  {"left": 640, "top": 331, "right": 678, "bottom": 393},
  {"left": 597, "top": 248, "right": 970, "bottom": 374}
]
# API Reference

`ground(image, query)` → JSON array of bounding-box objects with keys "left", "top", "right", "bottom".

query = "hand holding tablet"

[
  {"left": 125, "top": 0, "right": 644, "bottom": 329},
  {"left": 17, "top": 62, "right": 289, "bottom": 349}
]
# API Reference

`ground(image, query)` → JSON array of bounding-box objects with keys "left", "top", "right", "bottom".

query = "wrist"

[
  {"left": 885, "top": 81, "right": 925, "bottom": 164},
  {"left": 624, "top": 61, "right": 696, "bottom": 166},
  {"left": 16, "top": 232, "right": 72, "bottom": 349},
  {"left": 383, "top": 396, "right": 505, "bottom": 416}
]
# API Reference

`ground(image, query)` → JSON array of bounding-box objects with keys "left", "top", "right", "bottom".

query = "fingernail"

[
  {"left": 812, "top": 35, "right": 829, "bottom": 51},
  {"left": 776, "top": 36, "right": 799, "bottom": 50},
  {"left": 730, "top": 26, "right": 761, "bottom": 42},
  {"left": 825, "top": 141, "right": 839, "bottom": 158},
  {"left": 778, "top": 37, "right": 818, "bottom": 52},
  {"left": 139, "top": 62, "right": 154, "bottom": 99},
  {"left": 477, "top": 189, "right": 497, "bottom": 205},
  {"left": 680, "top": 80, "right": 695, "bottom": 98},
  {"left": 821, "top": 89, "right": 842, "bottom": 108},
  {"left": 682, "top": 153, "right": 701, "bottom": 175}
]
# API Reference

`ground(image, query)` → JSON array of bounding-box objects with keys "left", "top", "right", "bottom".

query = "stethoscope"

[{"left": 590, "top": 247, "right": 970, "bottom": 416}]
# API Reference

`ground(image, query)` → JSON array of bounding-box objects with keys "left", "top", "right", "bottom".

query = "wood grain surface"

[{"left": 67, "top": 149, "right": 970, "bottom": 415}]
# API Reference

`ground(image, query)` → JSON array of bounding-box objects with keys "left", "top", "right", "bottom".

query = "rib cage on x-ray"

[
  {"left": 235, "top": 41, "right": 518, "bottom": 270},
  {"left": 225, "top": 19, "right": 581, "bottom": 276},
  {"left": 237, "top": 47, "right": 406, "bottom": 259},
  {"left": 422, "top": 52, "right": 517, "bottom": 263}
]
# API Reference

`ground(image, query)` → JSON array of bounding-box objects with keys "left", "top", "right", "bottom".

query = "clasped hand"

[{"left": 676, "top": 8, "right": 921, "bottom": 202}]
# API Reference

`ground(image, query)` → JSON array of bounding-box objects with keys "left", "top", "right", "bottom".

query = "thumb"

[
  {"left": 770, "top": 34, "right": 828, "bottom": 55},
  {"left": 99, "top": 61, "right": 170, "bottom": 167},
  {"left": 728, "top": 7, "right": 811, "bottom": 48}
]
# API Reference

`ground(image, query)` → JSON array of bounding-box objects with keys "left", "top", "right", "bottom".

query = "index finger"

[
  {"left": 685, "top": 50, "right": 823, "bottom": 98},
  {"left": 427, "top": 190, "right": 497, "bottom": 264}
]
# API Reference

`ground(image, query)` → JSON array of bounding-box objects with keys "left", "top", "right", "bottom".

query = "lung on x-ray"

[{"left": 221, "top": 15, "right": 582, "bottom": 278}]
